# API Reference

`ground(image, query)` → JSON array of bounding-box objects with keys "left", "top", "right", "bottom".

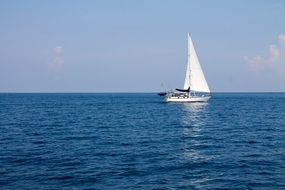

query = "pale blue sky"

[{"left": 0, "top": 0, "right": 284, "bottom": 92}]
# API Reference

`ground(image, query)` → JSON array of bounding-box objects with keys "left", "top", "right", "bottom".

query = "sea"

[{"left": 0, "top": 93, "right": 284, "bottom": 190}]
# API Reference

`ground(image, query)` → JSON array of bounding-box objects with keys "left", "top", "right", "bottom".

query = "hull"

[{"left": 165, "top": 95, "right": 210, "bottom": 103}]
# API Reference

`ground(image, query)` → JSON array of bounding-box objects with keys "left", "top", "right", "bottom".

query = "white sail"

[
  {"left": 183, "top": 56, "right": 190, "bottom": 90},
  {"left": 184, "top": 33, "right": 210, "bottom": 93}
]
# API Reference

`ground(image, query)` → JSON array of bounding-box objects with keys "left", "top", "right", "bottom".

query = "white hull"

[{"left": 165, "top": 95, "right": 210, "bottom": 103}]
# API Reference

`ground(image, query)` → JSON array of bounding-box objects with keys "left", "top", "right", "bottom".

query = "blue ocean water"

[{"left": 0, "top": 93, "right": 284, "bottom": 190}]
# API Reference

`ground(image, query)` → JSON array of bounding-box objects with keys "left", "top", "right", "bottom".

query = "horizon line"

[{"left": 0, "top": 91, "right": 285, "bottom": 94}]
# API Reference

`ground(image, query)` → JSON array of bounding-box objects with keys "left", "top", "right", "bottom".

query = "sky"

[{"left": 0, "top": 0, "right": 284, "bottom": 92}]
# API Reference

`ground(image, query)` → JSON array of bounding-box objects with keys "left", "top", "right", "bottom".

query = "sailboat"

[{"left": 164, "top": 33, "right": 211, "bottom": 103}]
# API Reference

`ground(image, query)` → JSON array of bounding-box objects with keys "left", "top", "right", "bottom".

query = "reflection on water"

[
  {"left": 180, "top": 103, "right": 212, "bottom": 188},
  {"left": 181, "top": 102, "right": 208, "bottom": 127},
  {"left": 181, "top": 103, "right": 209, "bottom": 157},
  {"left": 181, "top": 102, "right": 209, "bottom": 159}
]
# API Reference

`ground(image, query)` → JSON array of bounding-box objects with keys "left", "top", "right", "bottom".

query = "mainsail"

[{"left": 183, "top": 33, "right": 210, "bottom": 93}]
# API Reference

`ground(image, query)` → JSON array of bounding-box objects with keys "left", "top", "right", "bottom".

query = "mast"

[
  {"left": 184, "top": 33, "right": 191, "bottom": 92},
  {"left": 188, "top": 33, "right": 191, "bottom": 96}
]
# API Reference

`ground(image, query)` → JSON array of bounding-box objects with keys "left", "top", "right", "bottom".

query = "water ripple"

[{"left": 0, "top": 93, "right": 284, "bottom": 189}]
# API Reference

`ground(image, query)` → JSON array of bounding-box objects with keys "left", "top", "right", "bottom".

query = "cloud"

[
  {"left": 245, "top": 35, "right": 285, "bottom": 72},
  {"left": 278, "top": 34, "right": 285, "bottom": 43},
  {"left": 49, "top": 46, "right": 64, "bottom": 72}
]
